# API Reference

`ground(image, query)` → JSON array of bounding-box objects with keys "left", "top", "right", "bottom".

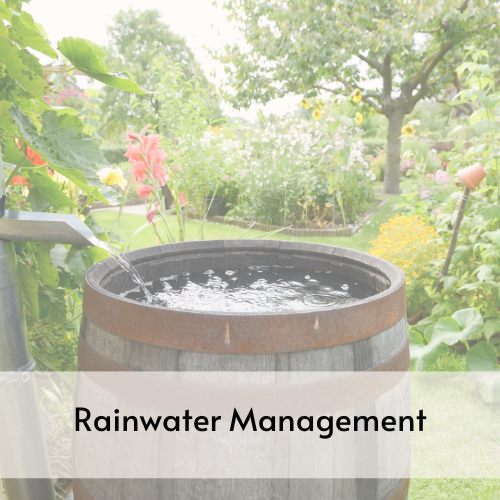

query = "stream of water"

[{"left": 95, "top": 241, "right": 153, "bottom": 303}]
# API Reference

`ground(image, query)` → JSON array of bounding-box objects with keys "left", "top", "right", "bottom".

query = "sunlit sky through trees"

[{"left": 27, "top": 0, "right": 299, "bottom": 120}]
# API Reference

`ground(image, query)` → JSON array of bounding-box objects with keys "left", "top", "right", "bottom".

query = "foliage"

[
  {"left": 405, "top": 49, "right": 500, "bottom": 401},
  {"left": 99, "top": 9, "right": 221, "bottom": 139},
  {"left": 369, "top": 214, "right": 445, "bottom": 316},
  {"left": 0, "top": 0, "right": 144, "bottom": 370},
  {"left": 229, "top": 108, "right": 375, "bottom": 226},
  {"left": 215, "top": 0, "right": 499, "bottom": 193},
  {"left": 101, "top": 146, "right": 127, "bottom": 165}
]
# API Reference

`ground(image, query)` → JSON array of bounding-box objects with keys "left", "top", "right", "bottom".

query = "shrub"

[
  {"left": 362, "top": 138, "right": 386, "bottom": 156},
  {"left": 101, "top": 146, "right": 127, "bottom": 165},
  {"left": 369, "top": 214, "right": 445, "bottom": 316}
]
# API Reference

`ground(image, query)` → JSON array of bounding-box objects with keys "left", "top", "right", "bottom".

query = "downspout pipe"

[{"left": 0, "top": 159, "right": 98, "bottom": 500}]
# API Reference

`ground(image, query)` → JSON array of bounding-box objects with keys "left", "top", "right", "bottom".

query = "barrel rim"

[{"left": 82, "top": 240, "right": 407, "bottom": 354}]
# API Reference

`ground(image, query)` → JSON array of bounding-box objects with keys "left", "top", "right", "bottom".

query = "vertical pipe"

[{"left": 0, "top": 239, "right": 56, "bottom": 500}]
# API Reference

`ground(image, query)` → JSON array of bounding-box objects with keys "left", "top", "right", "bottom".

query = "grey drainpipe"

[{"left": 0, "top": 158, "right": 98, "bottom": 500}]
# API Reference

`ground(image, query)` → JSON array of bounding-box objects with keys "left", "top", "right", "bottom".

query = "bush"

[
  {"left": 362, "top": 138, "right": 386, "bottom": 156},
  {"left": 369, "top": 214, "right": 445, "bottom": 316},
  {"left": 101, "top": 146, "right": 127, "bottom": 165}
]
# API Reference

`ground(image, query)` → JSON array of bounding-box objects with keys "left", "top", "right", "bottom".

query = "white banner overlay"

[{"left": 0, "top": 372, "right": 499, "bottom": 479}]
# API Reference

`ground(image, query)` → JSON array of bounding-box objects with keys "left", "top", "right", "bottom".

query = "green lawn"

[
  {"left": 92, "top": 193, "right": 500, "bottom": 500},
  {"left": 92, "top": 193, "right": 402, "bottom": 252}
]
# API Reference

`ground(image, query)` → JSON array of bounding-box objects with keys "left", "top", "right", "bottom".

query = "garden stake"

[
  {"left": 435, "top": 186, "right": 470, "bottom": 296},
  {"left": 0, "top": 159, "right": 100, "bottom": 500}
]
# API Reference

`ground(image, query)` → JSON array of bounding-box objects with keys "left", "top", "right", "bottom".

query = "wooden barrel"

[{"left": 75, "top": 240, "right": 410, "bottom": 500}]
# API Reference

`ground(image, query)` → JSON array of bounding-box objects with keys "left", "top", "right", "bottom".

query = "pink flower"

[
  {"left": 436, "top": 169, "right": 450, "bottom": 185},
  {"left": 420, "top": 189, "right": 431, "bottom": 199},
  {"left": 55, "top": 99, "right": 61, "bottom": 104},
  {"left": 173, "top": 150, "right": 180, "bottom": 157},
  {"left": 146, "top": 209, "right": 157, "bottom": 224},
  {"left": 443, "top": 161, "right": 448, "bottom": 169},
  {"left": 223, "top": 174, "right": 231, "bottom": 182},
  {"left": 426, "top": 173, "right": 436, "bottom": 180},
  {"left": 138, "top": 186, "right": 152, "bottom": 198},
  {"left": 126, "top": 131, "right": 139, "bottom": 140},
  {"left": 240, "top": 169, "right": 248, "bottom": 178},
  {"left": 130, "top": 160, "right": 148, "bottom": 182},
  {"left": 431, "top": 209, "right": 443, "bottom": 216},
  {"left": 177, "top": 137, "right": 182, "bottom": 143}
]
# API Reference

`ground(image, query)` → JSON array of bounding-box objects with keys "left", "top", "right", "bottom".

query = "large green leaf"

[
  {"left": 466, "top": 342, "right": 500, "bottom": 403},
  {"left": 466, "top": 341, "right": 499, "bottom": 372},
  {"left": 409, "top": 328, "right": 448, "bottom": 371},
  {"left": 9, "top": 106, "right": 108, "bottom": 186},
  {"left": 0, "top": 99, "right": 15, "bottom": 134},
  {"left": 0, "top": 36, "right": 48, "bottom": 96},
  {"left": 10, "top": 14, "right": 58, "bottom": 58},
  {"left": 57, "top": 37, "right": 148, "bottom": 95},
  {"left": 432, "top": 308, "right": 483, "bottom": 346},
  {"left": 25, "top": 169, "right": 78, "bottom": 209},
  {"left": 33, "top": 242, "right": 59, "bottom": 289},
  {"left": 483, "top": 319, "right": 500, "bottom": 342}
]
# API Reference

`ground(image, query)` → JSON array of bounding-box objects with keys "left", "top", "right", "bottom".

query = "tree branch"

[{"left": 355, "top": 53, "right": 384, "bottom": 75}]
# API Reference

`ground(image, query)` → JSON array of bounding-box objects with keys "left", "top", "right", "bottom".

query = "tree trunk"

[{"left": 383, "top": 111, "right": 405, "bottom": 194}]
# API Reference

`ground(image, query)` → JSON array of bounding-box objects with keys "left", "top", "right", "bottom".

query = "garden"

[{"left": 1, "top": 1, "right": 500, "bottom": 499}]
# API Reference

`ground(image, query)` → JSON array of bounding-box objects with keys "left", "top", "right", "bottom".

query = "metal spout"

[{"left": 0, "top": 210, "right": 99, "bottom": 246}]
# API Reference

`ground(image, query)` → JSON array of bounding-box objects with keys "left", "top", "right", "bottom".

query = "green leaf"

[
  {"left": 10, "top": 14, "right": 58, "bottom": 59},
  {"left": 467, "top": 342, "right": 498, "bottom": 371},
  {"left": 0, "top": 36, "right": 48, "bottom": 97},
  {"left": 409, "top": 329, "right": 448, "bottom": 371},
  {"left": 466, "top": 342, "right": 500, "bottom": 402},
  {"left": 443, "top": 275, "right": 458, "bottom": 293},
  {"left": 18, "top": 260, "right": 40, "bottom": 324},
  {"left": 476, "top": 264, "right": 500, "bottom": 282},
  {"left": 9, "top": 106, "right": 108, "bottom": 186},
  {"left": 25, "top": 170, "right": 78, "bottom": 209},
  {"left": 49, "top": 244, "right": 70, "bottom": 273},
  {"left": 432, "top": 308, "right": 483, "bottom": 345},
  {"left": 33, "top": 242, "right": 59, "bottom": 288},
  {"left": 0, "top": 99, "right": 16, "bottom": 134},
  {"left": 98, "top": 187, "right": 126, "bottom": 206},
  {"left": 57, "top": 37, "right": 148, "bottom": 94},
  {"left": 483, "top": 319, "right": 500, "bottom": 342}
]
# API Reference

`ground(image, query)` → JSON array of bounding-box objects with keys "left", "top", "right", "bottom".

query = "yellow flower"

[
  {"left": 402, "top": 125, "right": 415, "bottom": 136},
  {"left": 352, "top": 89, "right": 362, "bottom": 103},
  {"left": 355, "top": 111, "right": 364, "bottom": 125},
  {"left": 313, "top": 108, "right": 322, "bottom": 120},
  {"left": 98, "top": 167, "right": 127, "bottom": 190},
  {"left": 300, "top": 98, "right": 310, "bottom": 110}
]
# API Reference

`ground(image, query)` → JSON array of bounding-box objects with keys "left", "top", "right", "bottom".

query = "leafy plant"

[{"left": 0, "top": 0, "right": 145, "bottom": 370}]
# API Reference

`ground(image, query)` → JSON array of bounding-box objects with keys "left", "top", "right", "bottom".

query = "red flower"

[
  {"left": 138, "top": 185, "right": 152, "bottom": 198},
  {"left": 146, "top": 208, "right": 157, "bottom": 224},
  {"left": 12, "top": 176, "right": 28, "bottom": 185},
  {"left": 26, "top": 147, "right": 47, "bottom": 166}
]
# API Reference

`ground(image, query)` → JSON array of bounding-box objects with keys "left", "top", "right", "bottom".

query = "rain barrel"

[{"left": 75, "top": 239, "right": 410, "bottom": 500}]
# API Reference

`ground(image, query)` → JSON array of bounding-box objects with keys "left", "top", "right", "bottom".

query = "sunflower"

[
  {"left": 313, "top": 108, "right": 322, "bottom": 120},
  {"left": 300, "top": 98, "right": 310, "bottom": 110},
  {"left": 401, "top": 125, "right": 415, "bottom": 136},
  {"left": 355, "top": 111, "right": 364, "bottom": 125},
  {"left": 352, "top": 89, "right": 362, "bottom": 103}
]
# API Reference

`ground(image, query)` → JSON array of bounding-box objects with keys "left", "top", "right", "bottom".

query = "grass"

[
  {"left": 92, "top": 193, "right": 402, "bottom": 252},
  {"left": 92, "top": 191, "right": 500, "bottom": 500}
]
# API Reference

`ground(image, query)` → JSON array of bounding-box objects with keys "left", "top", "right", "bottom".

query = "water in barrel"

[{"left": 122, "top": 265, "right": 376, "bottom": 312}]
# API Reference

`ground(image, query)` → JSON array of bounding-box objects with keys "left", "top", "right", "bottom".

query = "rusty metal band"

[
  {"left": 72, "top": 476, "right": 410, "bottom": 500},
  {"left": 82, "top": 282, "right": 406, "bottom": 354},
  {"left": 78, "top": 333, "right": 409, "bottom": 373}
]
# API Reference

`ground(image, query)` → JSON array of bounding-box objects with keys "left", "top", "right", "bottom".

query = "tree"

[
  {"left": 101, "top": 9, "right": 221, "bottom": 138},
  {"left": 216, "top": 0, "right": 499, "bottom": 193}
]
